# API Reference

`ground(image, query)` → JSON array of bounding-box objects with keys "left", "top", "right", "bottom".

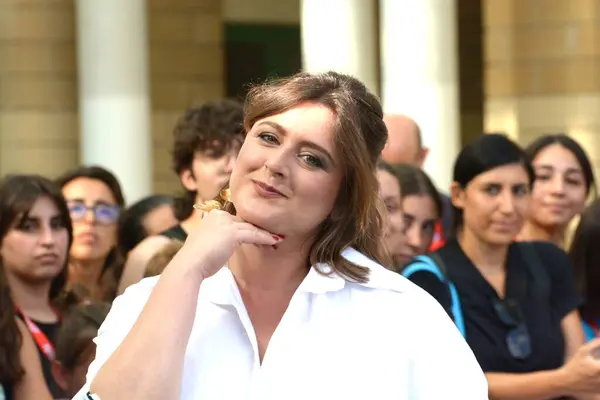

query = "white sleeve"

[
  {"left": 72, "top": 277, "right": 160, "bottom": 400},
  {"left": 408, "top": 290, "right": 489, "bottom": 400}
]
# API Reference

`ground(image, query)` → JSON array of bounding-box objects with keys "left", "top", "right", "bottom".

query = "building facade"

[{"left": 0, "top": 0, "right": 598, "bottom": 203}]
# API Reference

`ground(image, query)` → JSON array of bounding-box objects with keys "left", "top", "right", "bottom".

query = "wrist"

[{"left": 554, "top": 364, "right": 576, "bottom": 397}]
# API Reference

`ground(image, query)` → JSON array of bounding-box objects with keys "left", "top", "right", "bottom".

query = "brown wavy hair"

[
  {"left": 200, "top": 71, "right": 390, "bottom": 282},
  {"left": 0, "top": 175, "right": 74, "bottom": 385}
]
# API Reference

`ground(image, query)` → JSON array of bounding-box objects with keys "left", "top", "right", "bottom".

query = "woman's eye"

[
  {"left": 258, "top": 133, "right": 278, "bottom": 144},
  {"left": 300, "top": 154, "right": 323, "bottom": 168}
]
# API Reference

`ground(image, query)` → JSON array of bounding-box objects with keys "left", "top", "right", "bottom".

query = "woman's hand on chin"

[{"left": 177, "top": 209, "right": 284, "bottom": 280}]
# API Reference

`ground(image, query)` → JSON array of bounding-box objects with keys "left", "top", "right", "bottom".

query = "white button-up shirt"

[{"left": 75, "top": 248, "right": 488, "bottom": 399}]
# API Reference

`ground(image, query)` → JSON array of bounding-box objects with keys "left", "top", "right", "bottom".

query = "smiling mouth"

[{"left": 252, "top": 180, "right": 286, "bottom": 198}]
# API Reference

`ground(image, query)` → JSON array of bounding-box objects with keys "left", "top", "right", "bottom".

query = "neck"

[
  {"left": 180, "top": 209, "right": 205, "bottom": 234},
  {"left": 458, "top": 228, "right": 508, "bottom": 273},
  {"left": 228, "top": 238, "right": 312, "bottom": 293},
  {"left": 5, "top": 272, "right": 54, "bottom": 320},
  {"left": 520, "top": 221, "right": 565, "bottom": 248},
  {"left": 68, "top": 258, "right": 105, "bottom": 291}
]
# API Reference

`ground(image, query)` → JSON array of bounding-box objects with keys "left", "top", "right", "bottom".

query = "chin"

[{"left": 236, "top": 205, "right": 285, "bottom": 234}]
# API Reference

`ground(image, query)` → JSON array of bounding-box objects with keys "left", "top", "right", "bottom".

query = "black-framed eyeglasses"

[
  {"left": 493, "top": 298, "right": 531, "bottom": 360},
  {"left": 67, "top": 200, "right": 120, "bottom": 225}
]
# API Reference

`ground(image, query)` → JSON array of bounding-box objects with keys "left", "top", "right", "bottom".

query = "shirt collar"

[{"left": 201, "top": 247, "right": 391, "bottom": 305}]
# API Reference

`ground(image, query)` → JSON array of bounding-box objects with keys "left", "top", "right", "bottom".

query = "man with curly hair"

[{"left": 117, "top": 100, "right": 244, "bottom": 294}]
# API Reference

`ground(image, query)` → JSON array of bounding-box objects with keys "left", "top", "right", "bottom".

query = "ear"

[
  {"left": 51, "top": 360, "right": 70, "bottom": 392},
  {"left": 450, "top": 181, "right": 466, "bottom": 210},
  {"left": 179, "top": 168, "right": 197, "bottom": 192},
  {"left": 417, "top": 147, "right": 429, "bottom": 167}
]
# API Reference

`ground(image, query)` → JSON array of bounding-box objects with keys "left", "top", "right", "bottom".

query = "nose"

[
  {"left": 83, "top": 207, "right": 96, "bottom": 224},
  {"left": 406, "top": 224, "right": 422, "bottom": 252},
  {"left": 498, "top": 190, "right": 516, "bottom": 214},
  {"left": 39, "top": 225, "right": 56, "bottom": 247},
  {"left": 264, "top": 148, "right": 289, "bottom": 177},
  {"left": 223, "top": 152, "right": 236, "bottom": 174},
  {"left": 550, "top": 175, "right": 566, "bottom": 196}
]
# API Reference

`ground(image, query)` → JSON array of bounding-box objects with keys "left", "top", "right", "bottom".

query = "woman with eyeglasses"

[
  {"left": 57, "top": 166, "right": 125, "bottom": 302},
  {"left": 405, "top": 134, "right": 600, "bottom": 399},
  {"left": 0, "top": 174, "right": 73, "bottom": 399}
]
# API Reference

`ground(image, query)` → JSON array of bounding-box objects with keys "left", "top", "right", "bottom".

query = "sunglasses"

[
  {"left": 67, "top": 201, "right": 120, "bottom": 225},
  {"left": 493, "top": 298, "right": 531, "bottom": 360}
]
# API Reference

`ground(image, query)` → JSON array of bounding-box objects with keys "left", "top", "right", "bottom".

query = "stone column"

[
  {"left": 379, "top": 0, "right": 460, "bottom": 192},
  {"left": 76, "top": 0, "right": 152, "bottom": 204},
  {"left": 300, "top": 0, "right": 379, "bottom": 95}
]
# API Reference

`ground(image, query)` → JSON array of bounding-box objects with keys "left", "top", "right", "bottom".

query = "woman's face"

[
  {"left": 1, "top": 196, "right": 69, "bottom": 283},
  {"left": 142, "top": 203, "right": 177, "bottom": 236},
  {"left": 62, "top": 178, "right": 120, "bottom": 264},
  {"left": 452, "top": 163, "right": 531, "bottom": 246},
  {"left": 398, "top": 194, "right": 438, "bottom": 263},
  {"left": 530, "top": 143, "right": 588, "bottom": 229},
  {"left": 376, "top": 169, "right": 407, "bottom": 268},
  {"left": 229, "top": 103, "right": 343, "bottom": 238}
]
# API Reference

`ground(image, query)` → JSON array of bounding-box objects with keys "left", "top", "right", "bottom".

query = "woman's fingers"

[{"left": 234, "top": 222, "right": 283, "bottom": 246}]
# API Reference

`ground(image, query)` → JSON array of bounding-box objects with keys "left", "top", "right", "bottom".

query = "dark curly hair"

[{"left": 172, "top": 99, "right": 244, "bottom": 221}]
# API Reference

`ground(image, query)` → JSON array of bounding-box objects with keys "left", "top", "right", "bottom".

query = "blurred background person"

[
  {"left": 57, "top": 166, "right": 125, "bottom": 302},
  {"left": 376, "top": 161, "right": 406, "bottom": 271},
  {"left": 0, "top": 175, "right": 73, "bottom": 398},
  {"left": 51, "top": 302, "right": 110, "bottom": 399},
  {"left": 520, "top": 134, "right": 596, "bottom": 249},
  {"left": 117, "top": 100, "right": 244, "bottom": 294}
]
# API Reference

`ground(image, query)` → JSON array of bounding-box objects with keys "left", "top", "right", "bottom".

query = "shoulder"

[
  {"left": 516, "top": 240, "right": 571, "bottom": 270},
  {"left": 117, "top": 236, "right": 172, "bottom": 295},
  {"left": 341, "top": 248, "right": 451, "bottom": 317}
]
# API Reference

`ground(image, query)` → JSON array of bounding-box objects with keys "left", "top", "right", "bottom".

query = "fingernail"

[{"left": 272, "top": 235, "right": 280, "bottom": 241}]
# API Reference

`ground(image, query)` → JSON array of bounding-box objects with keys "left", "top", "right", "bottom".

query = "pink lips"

[{"left": 252, "top": 180, "right": 286, "bottom": 198}]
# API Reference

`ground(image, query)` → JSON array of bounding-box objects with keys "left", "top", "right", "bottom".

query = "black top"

[
  {"left": 15, "top": 313, "right": 63, "bottom": 398},
  {"left": 159, "top": 224, "right": 188, "bottom": 242},
  {"left": 408, "top": 239, "right": 582, "bottom": 375}
]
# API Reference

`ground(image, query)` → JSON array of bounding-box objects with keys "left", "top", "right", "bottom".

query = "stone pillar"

[
  {"left": 379, "top": 0, "right": 460, "bottom": 192},
  {"left": 0, "top": 1, "right": 78, "bottom": 177},
  {"left": 484, "top": 0, "right": 600, "bottom": 179},
  {"left": 148, "top": 0, "right": 224, "bottom": 195},
  {"left": 300, "top": 0, "right": 379, "bottom": 95},
  {"left": 76, "top": 0, "right": 152, "bottom": 204}
]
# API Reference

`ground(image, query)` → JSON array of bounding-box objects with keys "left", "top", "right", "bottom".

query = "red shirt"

[{"left": 428, "top": 221, "right": 446, "bottom": 252}]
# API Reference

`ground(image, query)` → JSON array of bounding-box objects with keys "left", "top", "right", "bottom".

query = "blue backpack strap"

[{"left": 402, "top": 255, "right": 466, "bottom": 337}]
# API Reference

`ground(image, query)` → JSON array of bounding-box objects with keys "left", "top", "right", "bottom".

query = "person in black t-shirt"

[
  {"left": 406, "top": 134, "right": 600, "bottom": 400},
  {"left": 117, "top": 100, "right": 245, "bottom": 294}
]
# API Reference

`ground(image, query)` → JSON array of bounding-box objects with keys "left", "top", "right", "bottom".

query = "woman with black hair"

[
  {"left": 56, "top": 165, "right": 125, "bottom": 301},
  {"left": 0, "top": 174, "right": 73, "bottom": 398},
  {"left": 520, "top": 134, "right": 596, "bottom": 249},
  {"left": 405, "top": 134, "right": 600, "bottom": 399},
  {"left": 570, "top": 199, "right": 600, "bottom": 342}
]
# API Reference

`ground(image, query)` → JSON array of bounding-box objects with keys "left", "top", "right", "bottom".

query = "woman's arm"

[
  {"left": 486, "top": 369, "right": 572, "bottom": 400},
  {"left": 89, "top": 250, "right": 205, "bottom": 399},
  {"left": 562, "top": 310, "right": 586, "bottom": 361},
  {"left": 12, "top": 319, "right": 52, "bottom": 400}
]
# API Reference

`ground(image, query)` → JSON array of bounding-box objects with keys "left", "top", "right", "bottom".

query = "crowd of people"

[{"left": 1, "top": 70, "right": 600, "bottom": 399}]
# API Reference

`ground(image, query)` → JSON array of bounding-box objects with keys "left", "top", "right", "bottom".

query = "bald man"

[
  {"left": 381, "top": 114, "right": 429, "bottom": 167},
  {"left": 381, "top": 114, "right": 453, "bottom": 250}
]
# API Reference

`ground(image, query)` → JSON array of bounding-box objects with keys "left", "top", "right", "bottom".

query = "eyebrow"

[
  {"left": 255, "top": 121, "right": 337, "bottom": 167},
  {"left": 534, "top": 164, "right": 583, "bottom": 175},
  {"left": 66, "top": 198, "right": 116, "bottom": 206}
]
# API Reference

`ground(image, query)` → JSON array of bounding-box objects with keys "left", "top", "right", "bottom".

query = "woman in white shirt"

[{"left": 76, "top": 71, "right": 487, "bottom": 400}]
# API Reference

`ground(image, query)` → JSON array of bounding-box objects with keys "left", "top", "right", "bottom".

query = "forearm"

[
  {"left": 91, "top": 253, "right": 205, "bottom": 399},
  {"left": 486, "top": 368, "right": 572, "bottom": 400}
]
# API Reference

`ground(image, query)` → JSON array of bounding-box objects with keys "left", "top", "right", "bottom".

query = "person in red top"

[{"left": 381, "top": 114, "right": 452, "bottom": 251}]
